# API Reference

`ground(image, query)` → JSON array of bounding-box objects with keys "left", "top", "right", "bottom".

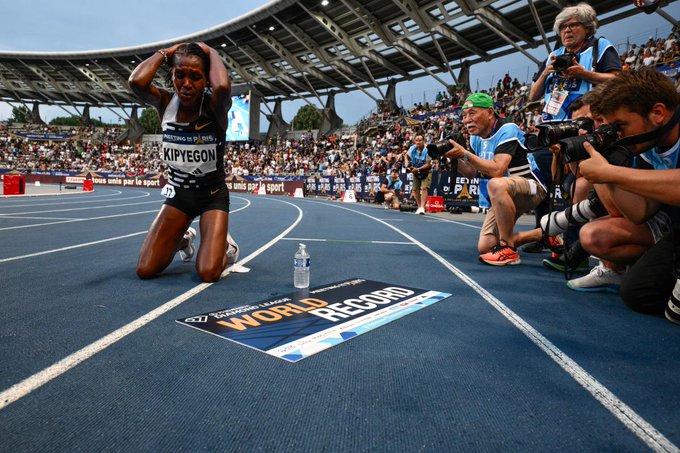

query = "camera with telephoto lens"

[
  {"left": 540, "top": 190, "right": 608, "bottom": 236},
  {"left": 553, "top": 52, "right": 577, "bottom": 75},
  {"left": 426, "top": 133, "right": 458, "bottom": 160},
  {"left": 524, "top": 117, "right": 594, "bottom": 151},
  {"left": 558, "top": 124, "right": 629, "bottom": 166}
]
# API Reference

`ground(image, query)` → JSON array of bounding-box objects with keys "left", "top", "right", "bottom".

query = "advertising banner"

[{"left": 177, "top": 278, "right": 451, "bottom": 362}]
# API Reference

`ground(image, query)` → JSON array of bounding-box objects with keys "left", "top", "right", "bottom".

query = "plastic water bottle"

[{"left": 294, "top": 243, "right": 310, "bottom": 289}]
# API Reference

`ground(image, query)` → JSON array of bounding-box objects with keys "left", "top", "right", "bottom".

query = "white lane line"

[
  {"left": 0, "top": 191, "right": 149, "bottom": 208},
  {"left": 0, "top": 216, "right": 81, "bottom": 221},
  {"left": 320, "top": 200, "right": 677, "bottom": 453},
  {"left": 281, "top": 237, "right": 412, "bottom": 245},
  {"left": 0, "top": 198, "right": 252, "bottom": 263},
  {"left": 0, "top": 199, "right": 162, "bottom": 217},
  {"left": 424, "top": 216, "right": 482, "bottom": 229},
  {"left": 0, "top": 232, "right": 147, "bottom": 264},
  {"left": 0, "top": 197, "right": 292, "bottom": 411},
  {"left": 0, "top": 210, "right": 159, "bottom": 231}
]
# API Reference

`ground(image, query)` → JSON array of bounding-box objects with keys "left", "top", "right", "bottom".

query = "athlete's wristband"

[{"left": 157, "top": 50, "right": 169, "bottom": 64}]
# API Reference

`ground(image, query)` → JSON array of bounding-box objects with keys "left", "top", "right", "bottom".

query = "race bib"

[{"left": 161, "top": 184, "right": 176, "bottom": 199}]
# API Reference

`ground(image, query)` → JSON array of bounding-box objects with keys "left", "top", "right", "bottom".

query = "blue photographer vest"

[
  {"left": 542, "top": 36, "right": 616, "bottom": 122},
  {"left": 470, "top": 122, "right": 543, "bottom": 209},
  {"left": 408, "top": 145, "right": 429, "bottom": 167}
]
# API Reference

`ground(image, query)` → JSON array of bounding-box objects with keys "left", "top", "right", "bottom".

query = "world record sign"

[{"left": 176, "top": 278, "right": 451, "bottom": 362}]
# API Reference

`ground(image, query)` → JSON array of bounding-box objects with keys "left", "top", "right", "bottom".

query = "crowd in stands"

[
  {"left": 0, "top": 30, "right": 678, "bottom": 180},
  {"left": 620, "top": 33, "right": 680, "bottom": 70}
]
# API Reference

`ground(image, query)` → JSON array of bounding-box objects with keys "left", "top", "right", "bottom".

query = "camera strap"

[{"left": 614, "top": 106, "right": 680, "bottom": 148}]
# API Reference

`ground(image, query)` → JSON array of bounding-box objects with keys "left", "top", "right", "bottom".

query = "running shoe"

[
  {"left": 520, "top": 240, "right": 544, "bottom": 253},
  {"left": 479, "top": 243, "right": 521, "bottom": 266},
  {"left": 542, "top": 254, "right": 589, "bottom": 273},
  {"left": 566, "top": 262, "right": 622, "bottom": 293},
  {"left": 179, "top": 227, "right": 196, "bottom": 262},
  {"left": 547, "top": 235, "right": 564, "bottom": 254},
  {"left": 227, "top": 232, "right": 240, "bottom": 264},
  {"left": 415, "top": 207, "right": 425, "bottom": 215}
]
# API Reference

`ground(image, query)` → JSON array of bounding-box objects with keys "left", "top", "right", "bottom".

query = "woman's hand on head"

[
  {"left": 197, "top": 42, "right": 212, "bottom": 56},
  {"left": 160, "top": 43, "right": 185, "bottom": 60}
]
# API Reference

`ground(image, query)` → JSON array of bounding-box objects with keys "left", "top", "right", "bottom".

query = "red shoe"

[
  {"left": 479, "top": 243, "right": 521, "bottom": 266},
  {"left": 547, "top": 235, "right": 564, "bottom": 254}
]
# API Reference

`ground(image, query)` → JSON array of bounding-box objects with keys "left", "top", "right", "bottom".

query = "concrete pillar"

[
  {"left": 318, "top": 94, "right": 343, "bottom": 138},
  {"left": 80, "top": 105, "right": 93, "bottom": 126},
  {"left": 115, "top": 107, "right": 144, "bottom": 144},
  {"left": 265, "top": 100, "right": 289, "bottom": 138},
  {"left": 30, "top": 102, "right": 45, "bottom": 125}
]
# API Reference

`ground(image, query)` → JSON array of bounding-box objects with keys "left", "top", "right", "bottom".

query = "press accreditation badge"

[
  {"left": 161, "top": 184, "right": 176, "bottom": 199},
  {"left": 544, "top": 89, "right": 568, "bottom": 116}
]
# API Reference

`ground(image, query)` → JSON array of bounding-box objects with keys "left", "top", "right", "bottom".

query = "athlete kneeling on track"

[{"left": 128, "top": 42, "right": 239, "bottom": 282}]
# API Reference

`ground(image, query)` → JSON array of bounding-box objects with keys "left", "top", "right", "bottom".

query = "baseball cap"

[{"left": 461, "top": 92, "right": 500, "bottom": 117}]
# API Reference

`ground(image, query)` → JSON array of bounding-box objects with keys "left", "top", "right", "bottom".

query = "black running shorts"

[{"left": 163, "top": 184, "right": 230, "bottom": 219}]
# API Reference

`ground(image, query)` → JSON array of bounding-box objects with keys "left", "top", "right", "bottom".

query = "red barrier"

[
  {"left": 83, "top": 179, "right": 94, "bottom": 191},
  {"left": 3, "top": 174, "right": 25, "bottom": 195}
]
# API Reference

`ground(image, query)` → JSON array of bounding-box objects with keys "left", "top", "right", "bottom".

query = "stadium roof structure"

[{"left": 0, "top": 0, "right": 674, "bottom": 123}]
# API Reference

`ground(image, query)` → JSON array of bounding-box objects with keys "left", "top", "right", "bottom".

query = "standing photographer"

[
  {"left": 404, "top": 134, "right": 432, "bottom": 215},
  {"left": 575, "top": 69, "right": 680, "bottom": 324},
  {"left": 528, "top": 3, "right": 621, "bottom": 122}
]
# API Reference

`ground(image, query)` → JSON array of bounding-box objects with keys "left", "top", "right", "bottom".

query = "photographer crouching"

[
  {"left": 439, "top": 93, "right": 546, "bottom": 266},
  {"left": 528, "top": 93, "right": 627, "bottom": 283},
  {"left": 573, "top": 69, "right": 680, "bottom": 325},
  {"left": 375, "top": 167, "right": 404, "bottom": 210}
]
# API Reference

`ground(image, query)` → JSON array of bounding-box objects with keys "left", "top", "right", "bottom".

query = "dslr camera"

[
  {"left": 558, "top": 124, "right": 630, "bottom": 166},
  {"left": 524, "top": 117, "right": 594, "bottom": 151},
  {"left": 426, "top": 133, "right": 459, "bottom": 160},
  {"left": 553, "top": 52, "right": 577, "bottom": 75}
]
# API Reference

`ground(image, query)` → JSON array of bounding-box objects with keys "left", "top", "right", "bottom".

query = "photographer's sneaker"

[
  {"left": 179, "top": 227, "right": 196, "bottom": 262},
  {"left": 665, "top": 280, "right": 680, "bottom": 326},
  {"left": 479, "top": 243, "right": 521, "bottom": 266},
  {"left": 415, "top": 207, "right": 425, "bottom": 215},
  {"left": 542, "top": 254, "right": 589, "bottom": 273},
  {"left": 520, "top": 240, "right": 544, "bottom": 253},
  {"left": 566, "top": 262, "right": 622, "bottom": 293},
  {"left": 226, "top": 232, "right": 240, "bottom": 264}
]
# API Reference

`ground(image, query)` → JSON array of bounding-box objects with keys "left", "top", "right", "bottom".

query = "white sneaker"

[
  {"left": 415, "top": 207, "right": 425, "bottom": 215},
  {"left": 179, "top": 227, "right": 196, "bottom": 262},
  {"left": 566, "top": 262, "right": 622, "bottom": 294},
  {"left": 226, "top": 232, "right": 239, "bottom": 264}
]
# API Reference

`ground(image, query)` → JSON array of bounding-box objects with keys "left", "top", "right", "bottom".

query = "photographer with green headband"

[{"left": 444, "top": 93, "right": 546, "bottom": 266}]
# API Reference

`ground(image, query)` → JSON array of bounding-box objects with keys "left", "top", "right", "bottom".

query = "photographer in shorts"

[
  {"left": 442, "top": 93, "right": 546, "bottom": 266},
  {"left": 527, "top": 2, "right": 621, "bottom": 122},
  {"left": 573, "top": 69, "right": 680, "bottom": 324},
  {"left": 404, "top": 134, "right": 432, "bottom": 215}
]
